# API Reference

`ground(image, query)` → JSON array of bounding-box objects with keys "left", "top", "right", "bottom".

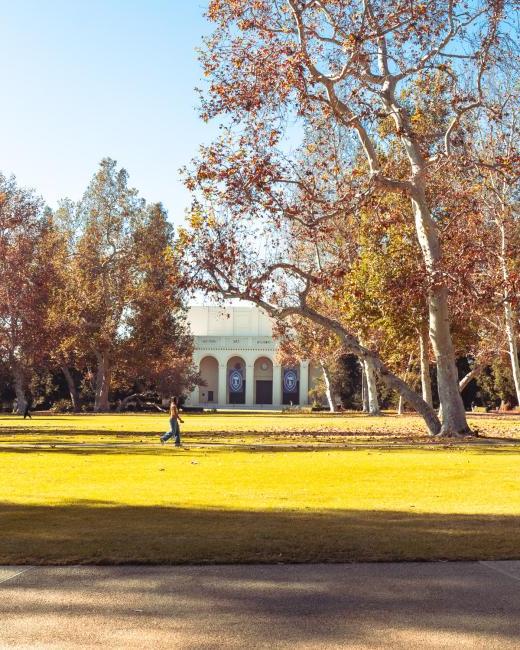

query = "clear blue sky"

[{"left": 0, "top": 0, "right": 215, "bottom": 225}]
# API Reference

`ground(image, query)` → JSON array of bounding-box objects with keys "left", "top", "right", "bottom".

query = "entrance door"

[
  {"left": 229, "top": 387, "right": 245, "bottom": 404},
  {"left": 256, "top": 380, "right": 273, "bottom": 405}
]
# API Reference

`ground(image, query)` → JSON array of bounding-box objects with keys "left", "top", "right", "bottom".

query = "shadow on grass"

[
  {"left": 1, "top": 441, "right": 520, "bottom": 456},
  {"left": 0, "top": 428, "right": 167, "bottom": 437},
  {"left": 1, "top": 501, "right": 519, "bottom": 565}
]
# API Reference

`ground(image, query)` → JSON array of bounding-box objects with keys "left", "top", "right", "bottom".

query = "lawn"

[{"left": 0, "top": 412, "right": 519, "bottom": 564}]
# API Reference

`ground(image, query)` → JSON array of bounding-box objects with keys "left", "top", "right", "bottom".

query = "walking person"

[
  {"left": 23, "top": 394, "right": 33, "bottom": 420},
  {"left": 160, "top": 396, "right": 184, "bottom": 447}
]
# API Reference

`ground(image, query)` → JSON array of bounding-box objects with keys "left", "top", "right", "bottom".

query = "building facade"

[{"left": 184, "top": 305, "right": 320, "bottom": 409}]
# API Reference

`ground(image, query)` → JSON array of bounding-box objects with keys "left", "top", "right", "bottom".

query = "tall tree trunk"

[
  {"left": 94, "top": 351, "right": 111, "bottom": 412},
  {"left": 397, "top": 396, "right": 404, "bottom": 416},
  {"left": 503, "top": 301, "right": 520, "bottom": 407},
  {"left": 61, "top": 365, "right": 80, "bottom": 412},
  {"left": 411, "top": 190, "right": 469, "bottom": 435},
  {"left": 397, "top": 351, "right": 415, "bottom": 416},
  {"left": 11, "top": 362, "right": 27, "bottom": 414},
  {"left": 419, "top": 327, "right": 433, "bottom": 408},
  {"left": 377, "top": 80, "right": 469, "bottom": 435},
  {"left": 361, "top": 359, "right": 368, "bottom": 413},
  {"left": 363, "top": 357, "right": 380, "bottom": 416},
  {"left": 320, "top": 361, "right": 335, "bottom": 413},
  {"left": 500, "top": 222, "right": 520, "bottom": 407},
  {"left": 286, "top": 304, "right": 442, "bottom": 434}
]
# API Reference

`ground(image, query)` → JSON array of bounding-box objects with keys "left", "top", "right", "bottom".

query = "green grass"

[{"left": 0, "top": 412, "right": 519, "bottom": 564}]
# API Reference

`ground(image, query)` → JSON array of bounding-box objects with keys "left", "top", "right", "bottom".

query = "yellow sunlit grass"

[
  {"left": 0, "top": 411, "right": 518, "bottom": 444},
  {"left": 0, "top": 413, "right": 519, "bottom": 564}
]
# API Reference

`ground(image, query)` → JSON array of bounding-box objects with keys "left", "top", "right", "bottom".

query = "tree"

[
  {"left": 0, "top": 175, "right": 56, "bottom": 412},
  {"left": 115, "top": 203, "right": 197, "bottom": 400},
  {"left": 58, "top": 159, "right": 196, "bottom": 411},
  {"left": 67, "top": 159, "right": 143, "bottom": 410},
  {"left": 43, "top": 207, "right": 85, "bottom": 411},
  {"left": 183, "top": 0, "right": 514, "bottom": 435},
  {"left": 276, "top": 318, "right": 345, "bottom": 412},
  {"left": 476, "top": 102, "right": 520, "bottom": 406}
]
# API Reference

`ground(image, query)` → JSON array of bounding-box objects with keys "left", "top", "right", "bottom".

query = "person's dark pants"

[
  {"left": 161, "top": 418, "right": 181, "bottom": 445},
  {"left": 23, "top": 407, "right": 32, "bottom": 420}
]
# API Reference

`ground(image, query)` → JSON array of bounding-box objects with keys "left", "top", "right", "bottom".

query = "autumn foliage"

[{"left": 181, "top": 0, "right": 519, "bottom": 435}]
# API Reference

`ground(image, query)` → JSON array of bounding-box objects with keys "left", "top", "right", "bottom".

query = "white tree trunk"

[
  {"left": 459, "top": 365, "right": 483, "bottom": 394},
  {"left": 397, "top": 395, "right": 404, "bottom": 416},
  {"left": 94, "top": 351, "right": 111, "bottom": 412},
  {"left": 411, "top": 190, "right": 469, "bottom": 435},
  {"left": 320, "top": 362, "right": 335, "bottom": 413},
  {"left": 363, "top": 357, "right": 380, "bottom": 416},
  {"left": 361, "top": 359, "right": 368, "bottom": 412},
  {"left": 273, "top": 304, "right": 442, "bottom": 435},
  {"left": 380, "top": 82, "right": 468, "bottom": 434},
  {"left": 397, "top": 351, "right": 415, "bottom": 416},
  {"left": 500, "top": 222, "right": 520, "bottom": 407},
  {"left": 504, "top": 301, "right": 520, "bottom": 407},
  {"left": 419, "top": 327, "right": 433, "bottom": 408}
]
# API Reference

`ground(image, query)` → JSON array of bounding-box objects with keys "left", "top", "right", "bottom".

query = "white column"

[
  {"left": 218, "top": 363, "right": 227, "bottom": 407},
  {"left": 273, "top": 364, "right": 282, "bottom": 407},
  {"left": 186, "top": 352, "right": 201, "bottom": 406},
  {"left": 245, "top": 364, "right": 254, "bottom": 406},
  {"left": 300, "top": 361, "right": 309, "bottom": 405},
  {"left": 187, "top": 386, "right": 199, "bottom": 407}
]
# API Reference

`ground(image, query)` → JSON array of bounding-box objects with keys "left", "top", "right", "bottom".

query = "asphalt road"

[{"left": 1, "top": 562, "right": 520, "bottom": 648}]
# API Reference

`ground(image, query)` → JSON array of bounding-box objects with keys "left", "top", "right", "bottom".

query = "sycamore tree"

[
  {"left": 115, "top": 203, "right": 197, "bottom": 402},
  {"left": 183, "top": 0, "right": 515, "bottom": 435},
  {"left": 58, "top": 159, "right": 195, "bottom": 411},
  {"left": 44, "top": 207, "right": 86, "bottom": 411},
  {"left": 0, "top": 176, "right": 59, "bottom": 412},
  {"left": 276, "top": 317, "right": 349, "bottom": 412},
  {"left": 475, "top": 99, "right": 520, "bottom": 406}
]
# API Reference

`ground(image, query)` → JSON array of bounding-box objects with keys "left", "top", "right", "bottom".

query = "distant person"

[
  {"left": 160, "top": 396, "right": 184, "bottom": 447},
  {"left": 23, "top": 395, "right": 33, "bottom": 420}
]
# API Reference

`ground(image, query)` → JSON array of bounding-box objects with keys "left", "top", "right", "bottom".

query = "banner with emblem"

[
  {"left": 229, "top": 369, "right": 244, "bottom": 393},
  {"left": 283, "top": 369, "right": 298, "bottom": 393}
]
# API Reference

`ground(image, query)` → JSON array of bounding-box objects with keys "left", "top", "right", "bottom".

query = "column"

[
  {"left": 299, "top": 361, "right": 309, "bottom": 405},
  {"left": 187, "top": 386, "right": 198, "bottom": 407},
  {"left": 245, "top": 364, "right": 254, "bottom": 406},
  {"left": 218, "top": 363, "right": 227, "bottom": 407},
  {"left": 273, "top": 364, "right": 282, "bottom": 407}
]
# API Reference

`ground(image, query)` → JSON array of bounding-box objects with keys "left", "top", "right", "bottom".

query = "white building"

[{"left": 184, "top": 305, "right": 321, "bottom": 409}]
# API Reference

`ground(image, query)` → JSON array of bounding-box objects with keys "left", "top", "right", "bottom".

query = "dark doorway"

[
  {"left": 283, "top": 382, "right": 300, "bottom": 405},
  {"left": 256, "top": 380, "right": 273, "bottom": 405},
  {"left": 229, "top": 383, "right": 246, "bottom": 404}
]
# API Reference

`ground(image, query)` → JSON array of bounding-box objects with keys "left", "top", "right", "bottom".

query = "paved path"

[{"left": 2, "top": 562, "right": 520, "bottom": 648}]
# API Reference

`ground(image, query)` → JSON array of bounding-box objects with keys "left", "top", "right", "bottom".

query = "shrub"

[{"left": 50, "top": 399, "right": 73, "bottom": 413}]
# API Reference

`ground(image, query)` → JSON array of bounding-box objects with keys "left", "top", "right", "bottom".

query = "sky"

[{"left": 0, "top": 0, "right": 216, "bottom": 226}]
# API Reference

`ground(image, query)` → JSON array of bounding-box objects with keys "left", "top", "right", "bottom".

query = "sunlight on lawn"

[
  {"left": 1, "top": 413, "right": 519, "bottom": 563},
  {"left": 2, "top": 445, "right": 519, "bottom": 515}
]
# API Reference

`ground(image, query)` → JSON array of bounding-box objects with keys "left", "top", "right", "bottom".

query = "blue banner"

[
  {"left": 283, "top": 369, "right": 298, "bottom": 393},
  {"left": 229, "top": 369, "right": 244, "bottom": 393}
]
